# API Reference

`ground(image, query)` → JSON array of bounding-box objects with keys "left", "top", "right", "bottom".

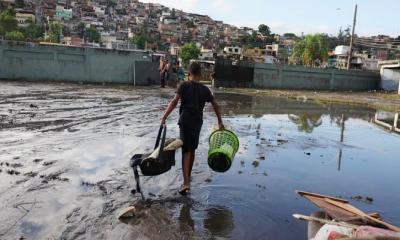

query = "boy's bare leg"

[
  {"left": 189, "top": 151, "right": 195, "bottom": 181},
  {"left": 182, "top": 151, "right": 191, "bottom": 187}
]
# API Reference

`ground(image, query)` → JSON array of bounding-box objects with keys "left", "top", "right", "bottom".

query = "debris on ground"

[
  {"left": 252, "top": 160, "right": 260, "bottom": 168},
  {"left": 33, "top": 158, "right": 44, "bottom": 163},
  {"left": 351, "top": 195, "right": 374, "bottom": 204},
  {"left": 43, "top": 160, "right": 57, "bottom": 166},
  {"left": 7, "top": 169, "right": 21, "bottom": 175},
  {"left": 24, "top": 171, "right": 38, "bottom": 177},
  {"left": 277, "top": 139, "right": 288, "bottom": 144}
]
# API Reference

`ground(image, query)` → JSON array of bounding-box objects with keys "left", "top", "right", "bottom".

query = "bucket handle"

[{"left": 154, "top": 124, "right": 167, "bottom": 161}]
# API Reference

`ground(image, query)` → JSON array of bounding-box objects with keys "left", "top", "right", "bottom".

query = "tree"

[
  {"left": 180, "top": 43, "right": 200, "bottom": 64},
  {"left": 337, "top": 26, "right": 351, "bottom": 45},
  {"left": 22, "top": 23, "right": 44, "bottom": 41},
  {"left": 129, "top": 34, "right": 146, "bottom": 49},
  {"left": 283, "top": 33, "right": 297, "bottom": 39},
  {"left": 5, "top": 31, "right": 24, "bottom": 41},
  {"left": 288, "top": 114, "right": 322, "bottom": 133},
  {"left": 15, "top": 0, "right": 25, "bottom": 8},
  {"left": 186, "top": 20, "right": 194, "bottom": 28},
  {"left": 75, "top": 22, "right": 86, "bottom": 38},
  {"left": 258, "top": 24, "right": 271, "bottom": 36},
  {"left": 86, "top": 26, "right": 100, "bottom": 43},
  {"left": 47, "top": 22, "right": 62, "bottom": 43},
  {"left": 394, "top": 36, "right": 400, "bottom": 46},
  {"left": 292, "top": 34, "right": 329, "bottom": 66},
  {"left": 0, "top": 10, "right": 17, "bottom": 36}
]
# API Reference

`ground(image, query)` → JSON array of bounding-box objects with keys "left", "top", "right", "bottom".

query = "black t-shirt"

[{"left": 177, "top": 81, "right": 214, "bottom": 129}]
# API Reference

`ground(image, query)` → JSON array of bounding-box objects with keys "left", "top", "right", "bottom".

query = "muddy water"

[{"left": 1, "top": 81, "right": 400, "bottom": 240}]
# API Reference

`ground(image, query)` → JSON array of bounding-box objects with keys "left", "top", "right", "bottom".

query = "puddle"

[{"left": 0, "top": 81, "right": 400, "bottom": 239}]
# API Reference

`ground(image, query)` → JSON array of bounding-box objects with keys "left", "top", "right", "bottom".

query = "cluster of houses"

[{"left": 2, "top": 0, "right": 399, "bottom": 75}]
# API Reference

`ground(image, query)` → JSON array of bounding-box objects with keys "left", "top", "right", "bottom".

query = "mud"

[{"left": 1, "top": 80, "right": 400, "bottom": 240}]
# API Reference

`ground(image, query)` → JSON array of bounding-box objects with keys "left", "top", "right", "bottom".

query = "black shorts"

[{"left": 180, "top": 127, "right": 201, "bottom": 153}]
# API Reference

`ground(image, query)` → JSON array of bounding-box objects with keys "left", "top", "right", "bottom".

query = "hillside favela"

[{"left": 1, "top": 0, "right": 400, "bottom": 239}]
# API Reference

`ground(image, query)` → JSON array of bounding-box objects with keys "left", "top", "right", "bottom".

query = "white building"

[
  {"left": 223, "top": 46, "right": 242, "bottom": 55},
  {"left": 199, "top": 48, "right": 214, "bottom": 60},
  {"left": 93, "top": 6, "right": 105, "bottom": 17},
  {"left": 334, "top": 45, "right": 350, "bottom": 56}
]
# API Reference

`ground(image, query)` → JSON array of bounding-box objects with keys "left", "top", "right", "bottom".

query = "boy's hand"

[
  {"left": 218, "top": 122, "right": 225, "bottom": 130},
  {"left": 161, "top": 117, "right": 166, "bottom": 125}
]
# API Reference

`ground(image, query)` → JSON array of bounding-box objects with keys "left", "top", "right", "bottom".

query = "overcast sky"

[{"left": 141, "top": 0, "right": 399, "bottom": 37}]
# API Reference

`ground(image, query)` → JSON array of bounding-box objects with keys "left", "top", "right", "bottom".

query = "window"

[{"left": 234, "top": 48, "right": 238, "bottom": 53}]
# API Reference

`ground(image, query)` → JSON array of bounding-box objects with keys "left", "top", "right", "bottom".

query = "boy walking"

[{"left": 161, "top": 62, "right": 224, "bottom": 195}]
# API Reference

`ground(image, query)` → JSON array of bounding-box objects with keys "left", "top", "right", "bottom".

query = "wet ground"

[{"left": 1, "top": 80, "right": 400, "bottom": 240}]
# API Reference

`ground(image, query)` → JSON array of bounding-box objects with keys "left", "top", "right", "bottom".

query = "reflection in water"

[
  {"left": 288, "top": 113, "right": 323, "bottom": 133},
  {"left": 373, "top": 111, "right": 400, "bottom": 134},
  {"left": 177, "top": 202, "right": 235, "bottom": 239},
  {"left": 203, "top": 206, "right": 234, "bottom": 238},
  {"left": 178, "top": 202, "right": 195, "bottom": 233},
  {"left": 337, "top": 114, "right": 346, "bottom": 171}
]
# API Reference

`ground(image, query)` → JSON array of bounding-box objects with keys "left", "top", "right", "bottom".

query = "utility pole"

[{"left": 347, "top": 4, "right": 358, "bottom": 70}]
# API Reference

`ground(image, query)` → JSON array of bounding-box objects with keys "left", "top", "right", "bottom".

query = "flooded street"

[{"left": 1, "top": 81, "right": 400, "bottom": 240}]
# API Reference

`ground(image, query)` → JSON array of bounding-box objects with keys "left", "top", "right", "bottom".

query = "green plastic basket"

[{"left": 208, "top": 129, "right": 239, "bottom": 172}]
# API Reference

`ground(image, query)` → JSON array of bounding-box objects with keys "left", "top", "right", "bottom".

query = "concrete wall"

[
  {"left": 0, "top": 41, "right": 158, "bottom": 85},
  {"left": 253, "top": 63, "right": 379, "bottom": 91},
  {"left": 134, "top": 61, "right": 160, "bottom": 85}
]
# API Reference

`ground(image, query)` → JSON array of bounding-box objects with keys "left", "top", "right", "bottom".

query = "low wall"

[
  {"left": 253, "top": 63, "right": 379, "bottom": 91},
  {"left": 216, "top": 61, "right": 380, "bottom": 91},
  {"left": 0, "top": 41, "right": 158, "bottom": 85}
]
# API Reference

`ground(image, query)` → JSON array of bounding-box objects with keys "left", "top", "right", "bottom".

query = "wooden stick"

[{"left": 293, "top": 214, "right": 358, "bottom": 229}]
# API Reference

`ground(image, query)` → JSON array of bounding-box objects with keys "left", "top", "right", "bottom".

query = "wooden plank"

[
  {"left": 296, "top": 190, "right": 349, "bottom": 203},
  {"left": 303, "top": 195, "right": 357, "bottom": 220},
  {"left": 325, "top": 198, "right": 400, "bottom": 232}
]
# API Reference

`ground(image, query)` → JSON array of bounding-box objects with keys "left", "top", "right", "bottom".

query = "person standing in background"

[
  {"left": 164, "top": 60, "right": 171, "bottom": 85},
  {"left": 159, "top": 58, "right": 166, "bottom": 88},
  {"left": 177, "top": 61, "right": 185, "bottom": 83}
]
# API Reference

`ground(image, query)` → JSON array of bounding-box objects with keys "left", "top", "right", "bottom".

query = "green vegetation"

[
  {"left": 76, "top": 22, "right": 86, "bottom": 38},
  {"left": 22, "top": 23, "right": 44, "bottom": 41},
  {"left": 234, "top": 24, "right": 274, "bottom": 48},
  {"left": 86, "top": 26, "right": 100, "bottom": 43},
  {"left": 5, "top": 30, "right": 24, "bottom": 41},
  {"left": 129, "top": 34, "right": 146, "bottom": 49},
  {"left": 288, "top": 113, "right": 322, "bottom": 133},
  {"left": 258, "top": 24, "right": 271, "bottom": 36},
  {"left": 180, "top": 43, "right": 200, "bottom": 64},
  {"left": 292, "top": 34, "right": 329, "bottom": 66},
  {"left": 283, "top": 33, "right": 297, "bottom": 39},
  {"left": 0, "top": 9, "right": 17, "bottom": 36},
  {"left": 186, "top": 20, "right": 195, "bottom": 28},
  {"left": 47, "top": 22, "right": 63, "bottom": 43},
  {"left": 15, "top": 0, "right": 25, "bottom": 8}
]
